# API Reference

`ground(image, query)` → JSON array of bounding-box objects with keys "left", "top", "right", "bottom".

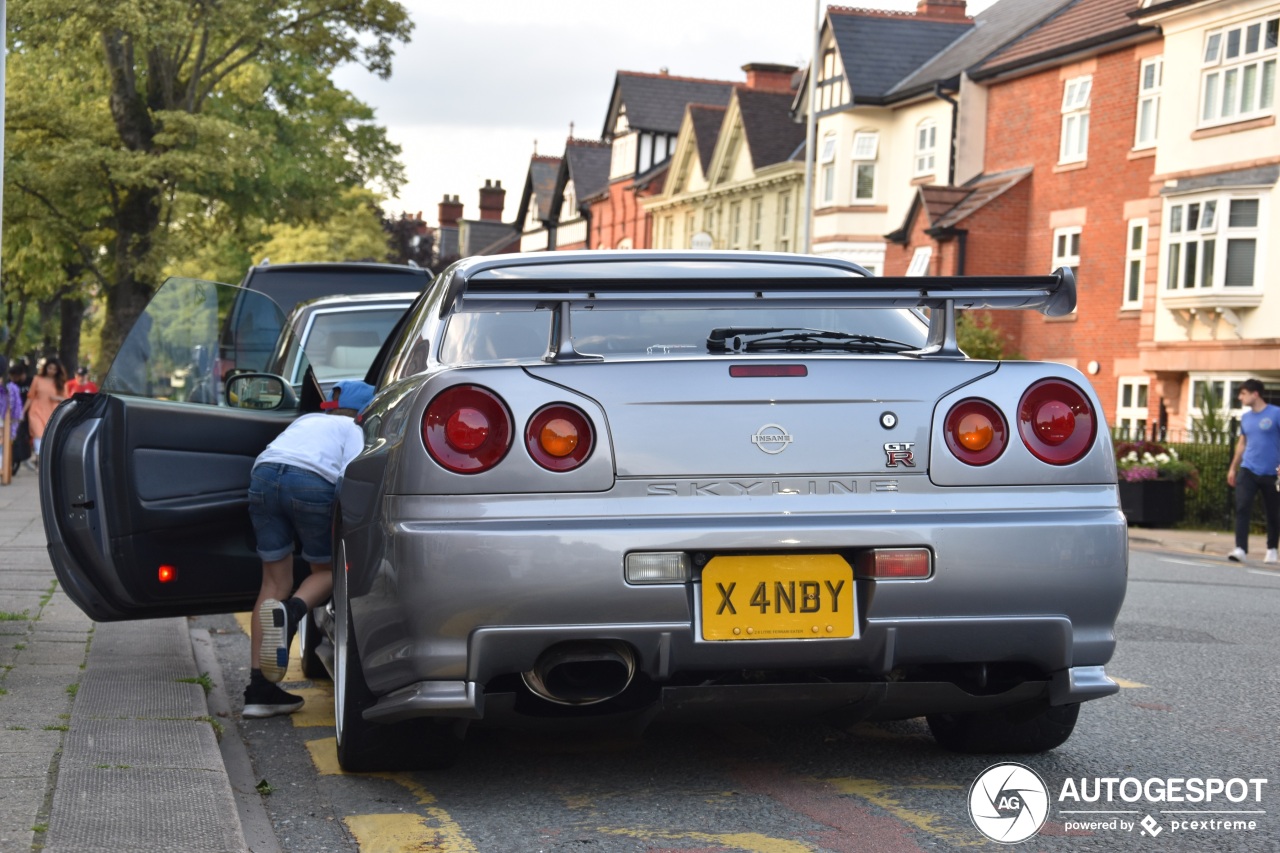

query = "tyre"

[
  {"left": 333, "top": 540, "right": 463, "bottom": 772},
  {"left": 298, "top": 610, "right": 328, "bottom": 681},
  {"left": 927, "top": 701, "right": 1080, "bottom": 754}
]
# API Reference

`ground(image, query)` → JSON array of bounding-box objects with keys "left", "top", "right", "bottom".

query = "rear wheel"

[
  {"left": 298, "top": 610, "right": 327, "bottom": 681},
  {"left": 333, "top": 540, "right": 463, "bottom": 772},
  {"left": 926, "top": 702, "right": 1080, "bottom": 754}
]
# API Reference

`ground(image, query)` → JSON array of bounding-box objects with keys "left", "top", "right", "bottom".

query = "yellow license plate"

[{"left": 700, "top": 554, "right": 855, "bottom": 641}]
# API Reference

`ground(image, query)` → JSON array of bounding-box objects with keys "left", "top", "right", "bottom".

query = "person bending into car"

[{"left": 243, "top": 379, "right": 374, "bottom": 718}]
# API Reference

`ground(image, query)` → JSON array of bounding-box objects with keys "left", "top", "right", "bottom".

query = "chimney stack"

[
  {"left": 479, "top": 179, "right": 506, "bottom": 222},
  {"left": 438, "top": 194, "right": 462, "bottom": 228},
  {"left": 916, "top": 0, "right": 967, "bottom": 21},
  {"left": 741, "top": 62, "right": 800, "bottom": 92}
]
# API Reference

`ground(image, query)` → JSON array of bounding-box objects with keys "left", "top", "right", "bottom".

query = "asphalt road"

[{"left": 194, "top": 548, "right": 1280, "bottom": 852}]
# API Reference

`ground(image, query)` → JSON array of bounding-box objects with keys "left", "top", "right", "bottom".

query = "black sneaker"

[
  {"left": 243, "top": 680, "right": 305, "bottom": 719},
  {"left": 258, "top": 598, "right": 295, "bottom": 683}
]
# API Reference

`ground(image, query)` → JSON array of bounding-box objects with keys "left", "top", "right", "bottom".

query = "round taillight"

[
  {"left": 422, "top": 385, "right": 513, "bottom": 473},
  {"left": 944, "top": 399, "right": 1007, "bottom": 465},
  {"left": 1018, "top": 379, "right": 1096, "bottom": 465},
  {"left": 526, "top": 404, "right": 594, "bottom": 471}
]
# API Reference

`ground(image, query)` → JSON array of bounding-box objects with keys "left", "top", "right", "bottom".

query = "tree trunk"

[
  {"left": 59, "top": 297, "right": 86, "bottom": 376},
  {"left": 4, "top": 295, "right": 31, "bottom": 361}
]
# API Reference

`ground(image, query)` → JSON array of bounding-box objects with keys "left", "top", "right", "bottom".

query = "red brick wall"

[{"left": 586, "top": 176, "right": 664, "bottom": 250}]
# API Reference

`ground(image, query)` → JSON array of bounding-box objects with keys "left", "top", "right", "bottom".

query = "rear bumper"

[{"left": 347, "top": 493, "right": 1127, "bottom": 718}]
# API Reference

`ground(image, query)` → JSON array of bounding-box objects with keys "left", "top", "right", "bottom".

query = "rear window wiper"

[{"left": 707, "top": 327, "right": 916, "bottom": 353}]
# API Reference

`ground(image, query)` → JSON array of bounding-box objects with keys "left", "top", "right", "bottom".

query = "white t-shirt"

[{"left": 253, "top": 413, "right": 364, "bottom": 484}]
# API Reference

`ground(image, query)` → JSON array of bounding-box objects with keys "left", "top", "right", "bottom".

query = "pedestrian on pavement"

[
  {"left": 0, "top": 356, "right": 24, "bottom": 479},
  {"left": 26, "top": 357, "right": 68, "bottom": 468},
  {"left": 9, "top": 361, "right": 31, "bottom": 404},
  {"left": 66, "top": 366, "right": 99, "bottom": 396},
  {"left": 242, "top": 379, "right": 373, "bottom": 718},
  {"left": 1227, "top": 378, "right": 1280, "bottom": 564}
]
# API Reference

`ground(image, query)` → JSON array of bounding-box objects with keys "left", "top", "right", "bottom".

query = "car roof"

[{"left": 291, "top": 291, "right": 419, "bottom": 312}]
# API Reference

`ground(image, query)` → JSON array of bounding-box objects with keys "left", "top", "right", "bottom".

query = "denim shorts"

[{"left": 247, "top": 463, "right": 336, "bottom": 563}]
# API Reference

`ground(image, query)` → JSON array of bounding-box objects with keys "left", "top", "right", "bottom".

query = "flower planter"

[{"left": 1119, "top": 479, "right": 1186, "bottom": 528}]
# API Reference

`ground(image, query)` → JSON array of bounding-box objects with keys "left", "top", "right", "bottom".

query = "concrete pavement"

[
  {"left": 0, "top": 459, "right": 1274, "bottom": 851},
  {"left": 0, "top": 468, "right": 256, "bottom": 852}
]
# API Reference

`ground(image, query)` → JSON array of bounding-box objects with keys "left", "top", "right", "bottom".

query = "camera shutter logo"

[{"left": 968, "top": 763, "right": 1050, "bottom": 843}]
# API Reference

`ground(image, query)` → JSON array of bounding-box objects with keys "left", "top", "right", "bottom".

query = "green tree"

[
  {"left": 3, "top": 0, "right": 411, "bottom": 366},
  {"left": 957, "top": 310, "right": 1018, "bottom": 360},
  {"left": 252, "top": 187, "right": 392, "bottom": 265}
]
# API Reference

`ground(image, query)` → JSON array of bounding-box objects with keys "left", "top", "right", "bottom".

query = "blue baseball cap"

[{"left": 328, "top": 380, "right": 375, "bottom": 414}]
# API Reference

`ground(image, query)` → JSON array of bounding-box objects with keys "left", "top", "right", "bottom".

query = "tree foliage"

[
  {"left": 3, "top": 0, "right": 412, "bottom": 366},
  {"left": 957, "top": 310, "right": 1018, "bottom": 361}
]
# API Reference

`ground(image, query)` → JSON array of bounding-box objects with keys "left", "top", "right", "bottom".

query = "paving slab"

[
  {"left": 62, "top": 718, "right": 224, "bottom": 772},
  {"left": 16, "top": 642, "right": 89, "bottom": 666}
]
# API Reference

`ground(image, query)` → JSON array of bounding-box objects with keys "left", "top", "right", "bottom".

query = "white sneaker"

[
  {"left": 1266, "top": 549, "right": 1278, "bottom": 564},
  {"left": 1227, "top": 547, "right": 1247, "bottom": 562}
]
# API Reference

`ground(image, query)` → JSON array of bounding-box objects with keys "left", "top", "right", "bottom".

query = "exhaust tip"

[{"left": 522, "top": 640, "right": 637, "bottom": 706}]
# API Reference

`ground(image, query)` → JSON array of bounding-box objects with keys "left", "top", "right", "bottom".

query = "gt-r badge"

[
  {"left": 884, "top": 442, "right": 915, "bottom": 467},
  {"left": 751, "top": 424, "right": 793, "bottom": 454}
]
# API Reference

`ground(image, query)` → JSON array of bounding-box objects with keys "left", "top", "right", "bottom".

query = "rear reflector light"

[
  {"left": 1017, "top": 379, "right": 1096, "bottom": 465},
  {"left": 729, "top": 365, "right": 808, "bottom": 378},
  {"left": 863, "top": 549, "right": 931, "bottom": 579},
  {"left": 525, "top": 404, "right": 594, "bottom": 471},
  {"left": 158, "top": 565, "right": 178, "bottom": 583},
  {"left": 943, "top": 399, "right": 1007, "bottom": 465},
  {"left": 625, "top": 553, "right": 691, "bottom": 584},
  {"left": 422, "top": 385, "right": 513, "bottom": 473}
]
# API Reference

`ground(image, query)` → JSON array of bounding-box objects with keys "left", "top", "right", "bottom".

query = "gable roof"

[
  {"left": 603, "top": 71, "right": 736, "bottom": 137},
  {"left": 514, "top": 155, "right": 562, "bottom": 228},
  {"left": 549, "top": 138, "right": 612, "bottom": 223},
  {"left": 973, "top": 0, "right": 1155, "bottom": 79},
  {"left": 891, "top": 0, "right": 1078, "bottom": 96},
  {"left": 887, "top": 166, "right": 1034, "bottom": 242},
  {"left": 828, "top": 7, "right": 973, "bottom": 104},
  {"left": 689, "top": 104, "right": 727, "bottom": 174},
  {"left": 736, "top": 88, "right": 806, "bottom": 170}
]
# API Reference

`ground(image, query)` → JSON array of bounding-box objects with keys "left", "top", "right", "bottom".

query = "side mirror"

[{"left": 226, "top": 373, "right": 298, "bottom": 411}]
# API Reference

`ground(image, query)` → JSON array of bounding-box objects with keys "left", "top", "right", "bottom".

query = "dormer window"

[{"left": 914, "top": 120, "right": 937, "bottom": 177}]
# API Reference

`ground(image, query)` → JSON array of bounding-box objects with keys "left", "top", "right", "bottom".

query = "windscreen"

[
  {"left": 438, "top": 305, "right": 927, "bottom": 364},
  {"left": 296, "top": 306, "right": 408, "bottom": 383}
]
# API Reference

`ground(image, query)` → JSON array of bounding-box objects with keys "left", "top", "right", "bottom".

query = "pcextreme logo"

[{"left": 967, "top": 767, "right": 1270, "bottom": 843}]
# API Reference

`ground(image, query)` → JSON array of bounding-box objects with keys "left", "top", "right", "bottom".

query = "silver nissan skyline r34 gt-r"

[{"left": 42, "top": 251, "right": 1127, "bottom": 771}]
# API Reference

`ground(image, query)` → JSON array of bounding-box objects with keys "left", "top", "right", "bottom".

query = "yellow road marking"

[
  {"left": 599, "top": 827, "right": 813, "bottom": 852},
  {"left": 346, "top": 813, "right": 477, "bottom": 853},
  {"left": 289, "top": 685, "right": 334, "bottom": 727},
  {"left": 1113, "top": 677, "right": 1150, "bottom": 688},
  {"left": 826, "top": 778, "right": 982, "bottom": 847},
  {"left": 308, "top": 738, "right": 479, "bottom": 852}
]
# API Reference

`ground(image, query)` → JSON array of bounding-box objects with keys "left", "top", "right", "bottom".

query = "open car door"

[{"left": 41, "top": 278, "right": 320, "bottom": 621}]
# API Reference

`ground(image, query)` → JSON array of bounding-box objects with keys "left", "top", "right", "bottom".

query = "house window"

[
  {"left": 906, "top": 246, "right": 932, "bottom": 277},
  {"left": 1053, "top": 226, "right": 1081, "bottom": 280},
  {"left": 1200, "top": 15, "right": 1278, "bottom": 126},
  {"left": 663, "top": 216, "right": 675, "bottom": 249},
  {"left": 616, "top": 237, "right": 633, "bottom": 250},
  {"left": 1136, "top": 57, "right": 1162, "bottom": 148},
  {"left": 750, "top": 197, "right": 763, "bottom": 250},
  {"left": 1116, "top": 378, "right": 1150, "bottom": 440},
  {"left": 730, "top": 201, "right": 743, "bottom": 248},
  {"left": 852, "top": 130, "right": 878, "bottom": 202},
  {"left": 684, "top": 212, "right": 696, "bottom": 248},
  {"left": 778, "top": 190, "right": 793, "bottom": 252},
  {"left": 819, "top": 132, "right": 837, "bottom": 205},
  {"left": 1163, "top": 194, "right": 1261, "bottom": 291},
  {"left": 1060, "top": 76, "right": 1092, "bottom": 163},
  {"left": 1187, "top": 375, "right": 1249, "bottom": 429},
  {"left": 914, "top": 120, "right": 936, "bottom": 177},
  {"left": 1124, "top": 219, "right": 1148, "bottom": 308}
]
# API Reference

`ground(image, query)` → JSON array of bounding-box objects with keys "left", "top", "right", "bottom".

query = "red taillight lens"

[
  {"left": 526, "top": 404, "right": 594, "bottom": 471},
  {"left": 1017, "top": 379, "right": 1096, "bottom": 465},
  {"left": 422, "top": 385, "right": 513, "bottom": 473},
  {"left": 158, "top": 565, "right": 177, "bottom": 583},
  {"left": 943, "top": 399, "right": 1007, "bottom": 465},
  {"left": 861, "top": 549, "right": 932, "bottom": 579}
]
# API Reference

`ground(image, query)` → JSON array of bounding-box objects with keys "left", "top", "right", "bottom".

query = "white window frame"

[
  {"left": 1116, "top": 377, "right": 1150, "bottom": 441},
  {"left": 913, "top": 120, "right": 936, "bottom": 177},
  {"left": 729, "top": 201, "right": 743, "bottom": 249},
  {"left": 750, "top": 197, "right": 763, "bottom": 250},
  {"left": 851, "top": 130, "right": 878, "bottom": 203},
  {"left": 1053, "top": 226, "right": 1081, "bottom": 276},
  {"left": 1123, "top": 218, "right": 1148, "bottom": 309},
  {"left": 1136, "top": 57, "right": 1162, "bottom": 149},
  {"left": 777, "top": 190, "right": 793, "bottom": 252},
  {"left": 1162, "top": 193, "right": 1263, "bottom": 293},
  {"left": 819, "top": 132, "right": 837, "bottom": 205},
  {"left": 1199, "top": 15, "right": 1278, "bottom": 127},
  {"left": 906, "top": 246, "right": 932, "bottom": 277},
  {"left": 1060, "top": 76, "right": 1092, "bottom": 164}
]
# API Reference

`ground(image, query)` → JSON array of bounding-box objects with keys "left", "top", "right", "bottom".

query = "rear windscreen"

[{"left": 247, "top": 269, "right": 426, "bottom": 313}]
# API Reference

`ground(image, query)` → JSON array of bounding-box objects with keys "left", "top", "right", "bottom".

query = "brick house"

[{"left": 887, "top": 0, "right": 1162, "bottom": 433}]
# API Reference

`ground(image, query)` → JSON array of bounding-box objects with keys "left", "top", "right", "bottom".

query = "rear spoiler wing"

[{"left": 446, "top": 258, "right": 1076, "bottom": 361}]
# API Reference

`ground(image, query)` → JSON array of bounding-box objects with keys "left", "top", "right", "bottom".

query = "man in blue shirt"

[{"left": 1227, "top": 378, "right": 1280, "bottom": 564}]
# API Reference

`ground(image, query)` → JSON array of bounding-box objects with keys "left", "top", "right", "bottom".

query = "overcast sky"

[{"left": 334, "top": 0, "right": 996, "bottom": 226}]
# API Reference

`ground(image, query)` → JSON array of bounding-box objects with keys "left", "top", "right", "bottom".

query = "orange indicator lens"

[
  {"left": 539, "top": 418, "right": 580, "bottom": 458},
  {"left": 957, "top": 412, "right": 994, "bottom": 451}
]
